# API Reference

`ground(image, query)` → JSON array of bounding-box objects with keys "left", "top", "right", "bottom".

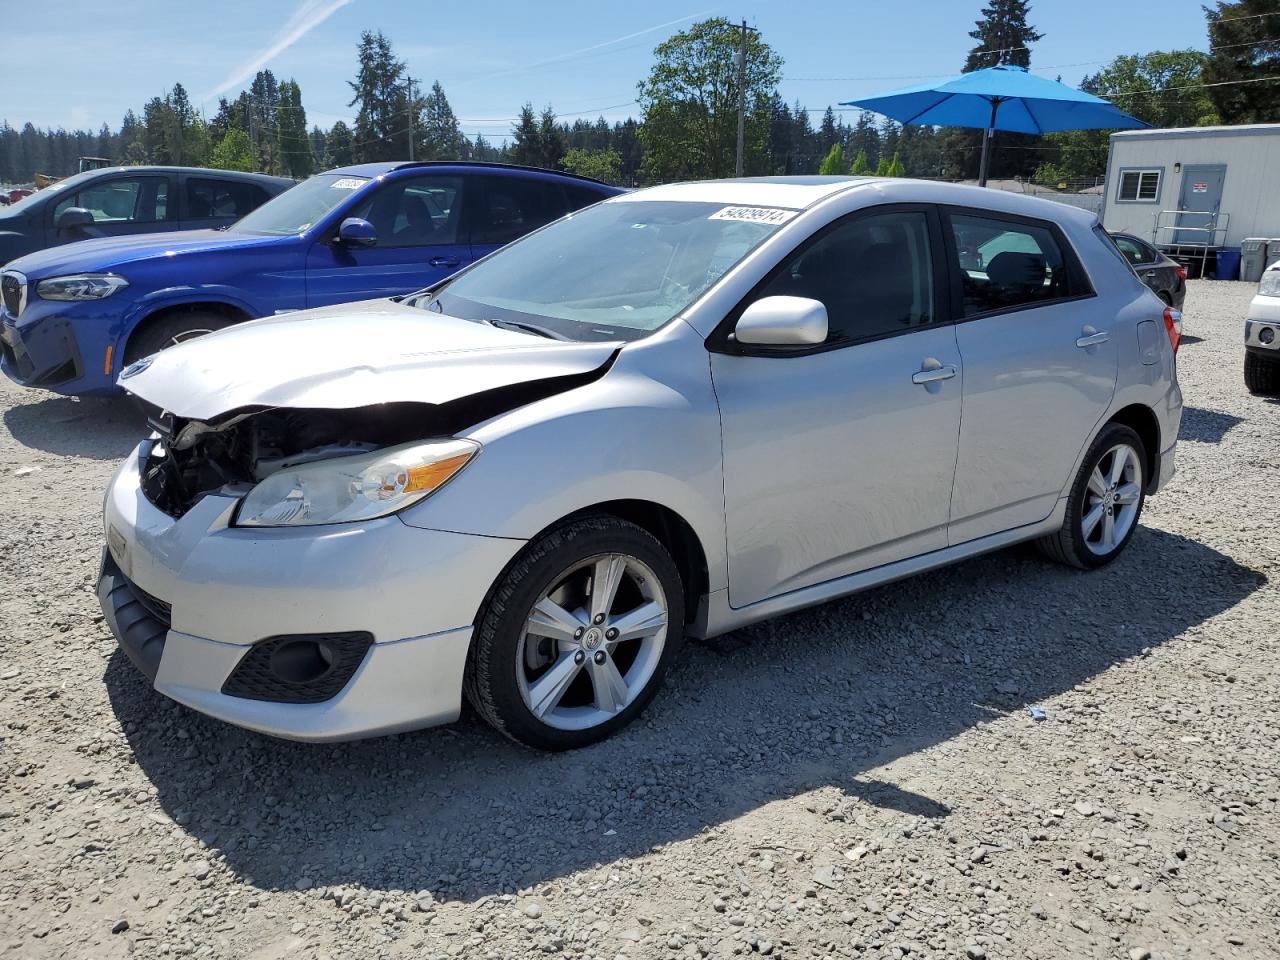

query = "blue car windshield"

[
  {"left": 424, "top": 200, "right": 790, "bottom": 342},
  {"left": 231, "top": 173, "right": 369, "bottom": 235}
]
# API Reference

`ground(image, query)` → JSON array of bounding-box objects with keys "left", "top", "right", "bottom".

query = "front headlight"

[
  {"left": 35, "top": 274, "right": 130, "bottom": 301},
  {"left": 236, "top": 439, "right": 479, "bottom": 528},
  {"left": 1259, "top": 269, "right": 1280, "bottom": 298}
]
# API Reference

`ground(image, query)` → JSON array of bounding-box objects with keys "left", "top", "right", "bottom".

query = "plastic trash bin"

[
  {"left": 1241, "top": 238, "right": 1269, "bottom": 282},
  {"left": 1268, "top": 239, "right": 1280, "bottom": 271},
  {"left": 1215, "top": 247, "right": 1241, "bottom": 281}
]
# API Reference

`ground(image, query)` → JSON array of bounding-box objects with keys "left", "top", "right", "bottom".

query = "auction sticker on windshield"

[
  {"left": 709, "top": 206, "right": 799, "bottom": 225},
  {"left": 331, "top": 177, "right": 368, "bottom": 190}
]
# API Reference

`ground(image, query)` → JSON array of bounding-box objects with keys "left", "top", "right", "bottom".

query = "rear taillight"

[
  {"left": 1163, "top": 306, "right": 1181, "bottom": 353},
  {"left": 1175, "top": 265, "right": 1187, "bottom": 282}
]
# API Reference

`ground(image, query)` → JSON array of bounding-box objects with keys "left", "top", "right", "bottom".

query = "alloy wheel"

[
  {"left": 516, "top": 553, "right": 669, "bottom": 731},
  {"left": 1081, "top": 443, "right": 1143, "bottom": 556}
]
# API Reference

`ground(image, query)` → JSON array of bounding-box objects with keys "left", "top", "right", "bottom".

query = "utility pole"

[
  {"left": 734, "top": 20, "right": 758, "bottom": 178},
  {"left": 406, "top": 76, "right": 418, "bottom": 161}
]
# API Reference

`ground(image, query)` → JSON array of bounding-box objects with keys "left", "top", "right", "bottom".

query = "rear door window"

[
  {"left": 185, "top": 178, "right": 269, "bottom": 221},
  {"left": 947, "top": 212, "right": 1086, "bottom": 317},
  {"left": 474, "top": 177, "right": 568, "bottom": 245},
  {"left": 1112, "top": 234, "right": 1156, "bottom": 267}
]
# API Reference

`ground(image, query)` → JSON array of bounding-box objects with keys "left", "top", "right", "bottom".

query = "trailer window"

[{"left": 1117, "top": 170, "right": 1161, "bottom": 203}]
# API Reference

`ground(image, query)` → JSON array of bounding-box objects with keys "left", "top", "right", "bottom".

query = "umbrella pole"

[{"left": 978, "top": 98, "right": 1001, "bottom": 188}]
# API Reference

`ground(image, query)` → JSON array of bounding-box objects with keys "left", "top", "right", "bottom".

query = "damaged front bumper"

[{"left": 98, "top": 440, "right": 526, "bottom": 742}]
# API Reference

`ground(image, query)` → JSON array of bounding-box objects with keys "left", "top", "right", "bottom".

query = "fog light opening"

[
  {"left": 269, "top": 639, "right": 335, "bottom": 684},
  {"left": 1260, "top": 326, "right": 1276, "bottom": 345}
]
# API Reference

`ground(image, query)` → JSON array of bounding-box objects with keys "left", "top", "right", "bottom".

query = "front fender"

[{"left": 399, "top": 325, "right": 729, "bottom": 593}]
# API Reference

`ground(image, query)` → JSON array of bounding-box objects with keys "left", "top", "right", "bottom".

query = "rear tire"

[
  {"left": 464, "top": 516, "right": 685, "bottom": 751},
  {"left": 1037, "top": 423, "right": 1147, "bottom": 570},
  {"left": 1245, "top": 351, "right": 1280, "bottom": 395}
]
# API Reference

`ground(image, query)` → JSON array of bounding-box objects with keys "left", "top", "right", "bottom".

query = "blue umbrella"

[{"left": 841, "top": 65, "right": 1147, "bottom": 187}]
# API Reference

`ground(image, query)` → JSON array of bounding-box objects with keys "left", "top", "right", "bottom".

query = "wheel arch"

[
  {"left": 121, "top": 299, "right": 255, "bottom": 364},
  {"left": 480, "top": 499, "right": 710, "bottom": 629},
  {"left": 1107, "top": 403, "right": 1161, "bottom": 493}
]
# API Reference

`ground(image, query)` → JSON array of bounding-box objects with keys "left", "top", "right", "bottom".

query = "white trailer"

[{"left": 1101, "top": 123, "right": 1280, "bottom": 276}]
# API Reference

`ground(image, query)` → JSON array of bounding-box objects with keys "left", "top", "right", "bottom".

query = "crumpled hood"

[
  {"left": 5, "top": 229, "right": 281, "bottom": 278},
  {"left": 121, "top": 297, "right": 620, "bottom": 420}
]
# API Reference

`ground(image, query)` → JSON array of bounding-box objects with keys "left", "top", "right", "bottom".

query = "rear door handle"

[
  {"left": 1076, "top": 327, "right": 1110, "bottom": 348},
  {"left": 912, "top": 362, "right": 958, "bottom": 385},
  {"left": 429, "top": 256, "right": 460, "bottom": 268}
]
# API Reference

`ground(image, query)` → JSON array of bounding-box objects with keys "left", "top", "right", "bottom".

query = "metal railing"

[{"left": 1151, "top": 209, "right": 1231, "bottom": 277}]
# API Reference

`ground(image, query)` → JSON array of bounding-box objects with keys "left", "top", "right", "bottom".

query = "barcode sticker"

[{"left": 709, "top": 206, "right": 799, "bottom": 225}]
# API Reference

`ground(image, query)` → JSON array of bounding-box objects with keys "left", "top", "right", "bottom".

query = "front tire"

[
  {"left": 1037, "top": 423, "right": 1146, "bottom": 570},
  {"left": 464, "top": 517, "right": 685, "bottom": 751},
  {"left": 1245, "top": 351, "right": 1280, "bottom": 395}
]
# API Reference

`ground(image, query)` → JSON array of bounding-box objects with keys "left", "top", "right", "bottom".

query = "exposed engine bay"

[{"left": 138, "top": 364, "right": 611, "bottom": 517}]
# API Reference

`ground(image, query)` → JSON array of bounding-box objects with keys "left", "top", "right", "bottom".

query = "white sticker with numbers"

[
  {"left": 330, "top": 177, "right": 368, "bottom": 190},
  {"left": 709, "top": 205, "right": 799, "bottom": 225}
]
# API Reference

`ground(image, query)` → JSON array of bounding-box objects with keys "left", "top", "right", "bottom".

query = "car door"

[
  {"left": 180, "top": 176, "right": 272, "bottom": 230},
  {"left": 469, "top": 173, "right": 571, "bottom": 262},
  {"left": 304, "top": 173, "right": 472, "bottom": 307},
  {"left": 711, "top": 206, "right": 963, "bottom": 608},
  {"left": 944, "top": 209, "right": 1118, "bottom": 544},
  {"left": 48, "top": 173, "right": 173, "bottom": 244}
]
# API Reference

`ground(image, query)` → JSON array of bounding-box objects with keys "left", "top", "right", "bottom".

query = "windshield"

[
  {"left": 422, "top": 199, "right": 791, "bottom": 342},
  {"left": 4, "top": 170, "right": 100, "bottom": 216},
  {"left": 231, "top": 173, "right": 368, "bottom": 235}
]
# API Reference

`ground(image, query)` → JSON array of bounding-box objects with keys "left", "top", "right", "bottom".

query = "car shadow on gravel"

[
  {"left": 3, "top": 394, "right": 142, "bottom": 460},
  {"left": 104, "top": 526, "right": 1263, "bottom": 904},
  {"left": 1179, "top": 405, "right": 1245, "bottom": 444}
]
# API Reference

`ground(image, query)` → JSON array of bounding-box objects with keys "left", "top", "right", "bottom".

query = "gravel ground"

[{"left": 1, "top": 279, "right": 1277, "bottom": 960}]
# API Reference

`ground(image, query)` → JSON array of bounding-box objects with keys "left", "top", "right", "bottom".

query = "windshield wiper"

[{"left": 481, "top": 318, "right": 570, "bottom": 341}]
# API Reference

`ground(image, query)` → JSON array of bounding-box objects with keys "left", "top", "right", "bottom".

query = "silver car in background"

[{"left": 99, "top": 177, "right": 1183, "bottom": 750}]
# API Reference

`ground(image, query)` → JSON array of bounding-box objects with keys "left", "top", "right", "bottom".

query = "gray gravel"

[{"left": 1, "top": 279, "right": 1277, "bottom": 960}]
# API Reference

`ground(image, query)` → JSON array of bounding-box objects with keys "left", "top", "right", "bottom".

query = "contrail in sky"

[{"left": 201, "top": 0, "right": 354, "bottom": 102}]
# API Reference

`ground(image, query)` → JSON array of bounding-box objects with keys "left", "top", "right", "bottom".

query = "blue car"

[{"left": 1, "top": 162, "right": 621, "bottom": 397}]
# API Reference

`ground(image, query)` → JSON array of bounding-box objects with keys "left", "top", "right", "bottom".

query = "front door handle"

[
  {"left": 1076, "top": 326, "right": 1110, "bottom": 348},
  {"left": 912, "top": 360, "right": 958, "bottom": 385},
  {"left": 429, "top": 256, "right": 460, "bottom": 268}
]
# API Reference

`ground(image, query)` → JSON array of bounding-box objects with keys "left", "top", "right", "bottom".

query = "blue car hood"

[{"left": 6, "top": 229, "right": 283, "bottom": 278}]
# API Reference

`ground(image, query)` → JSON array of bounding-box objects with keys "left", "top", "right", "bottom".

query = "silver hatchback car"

[{"left": 100, "top": 177, "right": 1183, "bottom": 750}]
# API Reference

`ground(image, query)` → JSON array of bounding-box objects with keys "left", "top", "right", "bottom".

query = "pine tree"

[
  {"left": 510, "top": 104, "right": 540, "bottom": 166},
  {"left": 309, "top": 125, "right": 328, "bottom": 170},
  {"left": 250, "top": 70, "right": 281, "bottom": 171},
  {"left": 817, "top": 142, "right": 847, "bottom": 175},
  {"left": 277, "top": 79, "right": 312, "bottom": 178},
  {"left": 348, "top": 31, "right": 407, "bottom": 162},
  {"left": 964, "top": 0, "right": 1042, "bottom": 71},
  {"left": 326, "top": 121, "right": 355, "bottom": 167},
  {"left": 417, "top": 81, "right": 463, "bottom": 160},
  {"left": 849, "top": 149, "right": 870, "bottom": 175}
]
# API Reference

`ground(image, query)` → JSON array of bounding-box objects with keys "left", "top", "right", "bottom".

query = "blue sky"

[{"left": 3, "top": 0, "right": 1212, "bottom": 140}]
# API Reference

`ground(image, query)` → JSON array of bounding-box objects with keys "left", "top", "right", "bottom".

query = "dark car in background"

[
  {"left": 1110, "top": 232, "right": 1187, "bottom": 311},
  {"left": 0, "top": 166, "right": 292, "bottom": 265},
  {"left": 2, "top": 161, "right": 621, "bottom": 397}
]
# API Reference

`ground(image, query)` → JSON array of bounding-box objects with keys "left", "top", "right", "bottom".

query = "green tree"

[
  {"left": 885, "top": 151, "right": 906, "bottom": 177},
  {"left": 326, "top": 120, "right": 355, "bottom": 167},
  {"left": 561, "top": 147, "right": 622, "bottom": 182},
  {"left": 1204, "top": 1, "right": 1280, "bottom": 124},
  {"left": 1036, "top": 50, "right": 1219, "bottom": 182},
  {"left": 349, "top": 31, "right": 408, "bottom": 162},
  {"left": 964, "top": 0, "right": 1042, "bottom": 70},
  {"left": 637, "top": 17, "right": 783, "bottom": 181},
  {"left": 277, "top": 79, "right": 313, "bottom": 178},
  {"left": 537, "top": 107, "right": 567, "bottom": 169},
  {"left": 817, "top": 142, "right": 847, "bottom": 175},
  {"left": 873, "top": 155, "right": 891, "bottom": 176},
  {"left": 250, "top": 70, "right": 281, "bottom": 172},
  {"left": 210, "top": 129, "right": 257, "bottom": 171},
  {"left": 509, "top": 103, "right": 541, "bottom": 166},
  {"left": 416, "top": 81, "right": 464, "bottom": 160},
  {"left": 849, "top": 148, "right": 870, "bottom": 174}
]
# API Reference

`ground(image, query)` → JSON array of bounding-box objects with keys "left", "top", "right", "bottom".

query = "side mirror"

[
  {"left": 337, "top": 217, "right": 377, "bottom": 247},
  {"left": 56, "top": 207, "right": 95, "bottom": 235},
  {"left": 734, "top": 296, "right": 828, "bottom": 347}
]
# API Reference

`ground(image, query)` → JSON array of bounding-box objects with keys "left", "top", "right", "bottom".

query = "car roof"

[
  {"left": 323, "top": 160, "right": 618, "bottom": 189},
  {"left": 78, "top": 166, "right": 292, "bottom": 185},
  {"left": 614, "top": 176, "right": 1102, "bottom": 228}
]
